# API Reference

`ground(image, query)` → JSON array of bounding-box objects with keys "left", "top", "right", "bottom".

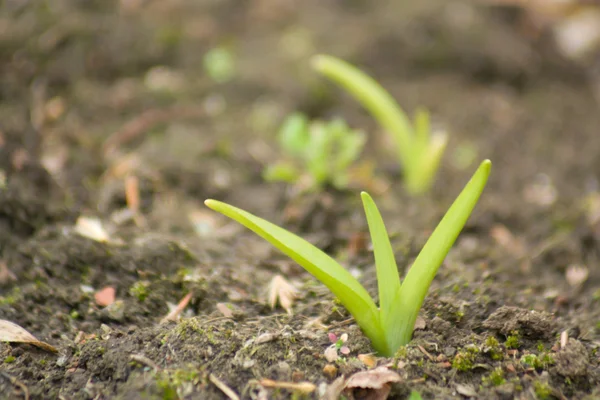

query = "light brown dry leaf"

[
  {"left": 565, "top": 264, "right": 589, "bottom": 287},
  {"left": 0, "top": 319, "right": 58, "bottom": 353},
  {"left": 358, "top": 353, "right": 378, "bottom": 368},
  {"left": 95, "top": 287, "right": 116, "bottom": 307},
  {"left": 490, "top": 224, "right": 526, "bottom": 257},
  {"left": 268, "top": 275, "right": 298, "bottom": 315},
  {"left": 216, "top": 303, "right": 234, "bottom": 318},
  {"left": 74, "top": 216, "right": 110, "bottom": 243},
  {"left": 344, "top": 366, "right": 401, "bottom": 400},
  {"left": 324, "top": 345, "right": 339, "bottom": 362}
]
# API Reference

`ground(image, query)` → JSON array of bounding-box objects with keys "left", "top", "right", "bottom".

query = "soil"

[{"left": 1, "top": 1, "right": 599, "bottom": 399}]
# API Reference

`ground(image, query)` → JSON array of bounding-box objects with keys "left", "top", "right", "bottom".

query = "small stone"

[
  {"left": 103, "top": 300, "right": 125, "bottom": 322},
  {"left": 291, "top": 370, "right": 305, "bottom": 382},
  {"left": 495, "top": 383, "right": 515, "bottom": 400},
  {"left": 444, "top": 346, "right": 457, "bottom": 357},
  {"left": 455, "top": 383, "right": 477, "bottom": 397},
  {"left": 323, "top": 363, "right": 338, "bottom": 379}
]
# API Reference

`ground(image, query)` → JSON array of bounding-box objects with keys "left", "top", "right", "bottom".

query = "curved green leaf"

[
  {"left": 311, "top": 54, "right": 413, "bottom": 165},
  {"left": 204, "top": 199, "right": 388, "bottom": 353},
  {"left": 360, "top": 192, "right": 402, "bottom": 353},
  {"left": 393, "top": 159, "right": 491, "bottom": 348}
]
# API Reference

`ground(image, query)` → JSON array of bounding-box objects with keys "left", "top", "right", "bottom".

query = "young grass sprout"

[
  {"left": 263, "top": 112, "right": 366, "bottom": 190},
  {"left": 311, "top": 54, "right": 447, "bottom": 195},
  {"left": 205, "top": 160, "right": 491, "bottom": 356}
]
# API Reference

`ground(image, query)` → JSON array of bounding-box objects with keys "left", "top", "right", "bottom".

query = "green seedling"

[
  {"left": 205, "top": 160, "right": 491, "bottom": 356},
  {"left": 263, "top": 112, "right": 365, "bottom": 190},
  {"left": 311, "top": 54, "right": 447, "bottom": 195}
]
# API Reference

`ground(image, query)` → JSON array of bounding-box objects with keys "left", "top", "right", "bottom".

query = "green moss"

[
  {"left": 4, "top": 355, "right": 16, "bottom": 363},
  {"left": 520, "top": 352, "right": 554, "bottom": 370},
  {"left": 482, "top": 367, "right": 506, "bottom": 386},
  {"left": 533, "top": 380, "right": 552, "bottom": 400},
  {"left": 0, "top": 287, "right": 21, "bottom": 305},
  {"left": 537, "top": 343, "right": 546, "bottom": 352},
  {"left": 484, "top": 336, "right": 503, "bottom": 360},
  {"left": 452, "top": 347, "right": 478, "bottom": 372},
  {"left": 504, "top": 332, "right": 520, "bottom": 349},
  {"left": 156, "top": 367, "right": 201, "bottom": 400},
  {"left": 129, "top": 281, "right": 150, "bottom": 302}
]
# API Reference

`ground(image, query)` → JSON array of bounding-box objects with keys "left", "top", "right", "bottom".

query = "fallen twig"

[
  {"left": 0, "top": 372, "right": 30, "bottom": 400},
  {"left": 160, "top": 292, "right": 193, "bottom": 324},
  {"left": 209, "top": 374, "right": 240, "bottom": 400},
  {"left": 130, "top": 354, "right": 161, "bottom": 371}
]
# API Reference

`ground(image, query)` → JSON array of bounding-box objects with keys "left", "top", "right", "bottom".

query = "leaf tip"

[
  {"left": 204, "top": 199, "right": 217, "bottom": 209},
  {"left": 360, "top": 191, "right": 373, "bottom": 203},
  {"left": 479, "top": 159, "right": 492, "bottom": 175}
]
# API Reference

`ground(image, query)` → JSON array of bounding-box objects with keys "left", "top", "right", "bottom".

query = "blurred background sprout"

[
  {"left": 263, "top": 112, "right": 366, "bottom": 191},
  {"left": 312, "top": 55, "right": 448, "bottom": 195}
]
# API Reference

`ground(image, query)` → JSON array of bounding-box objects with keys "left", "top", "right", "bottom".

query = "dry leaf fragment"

[
  {"left": 324, "top": 346, "right": 339, "bottom": 362},
  {"left": 0, "top": 320, "right": 58, "bottom": 353},
  {"left": 95, "top": 287, "right": 116, "bottom": 307},
  {"left": 565, "top": 264, "right": 589, "bottom": 288},
  {"left": 344, "top": 367, "right": 401, "bottom": 400},
  {"left": 358, "top": 353, "right": 378, "bottom": 368},
  {"left": 490, "top": 224, "right": 526, "bottom": 257},
  {"left": 74, "top": 217, "right": 110, "bottom": 243},
  {"left": 161, "top": 292, "right": 193, "bottom": 324},
  {"left": 268, "top": 275, "right": 298, "bottom": 314},
  {"left": 216, "top": 303, "right": 234, "bottom": 318}
]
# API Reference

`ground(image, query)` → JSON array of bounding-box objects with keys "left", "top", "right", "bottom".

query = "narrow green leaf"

[
  {"left": 204, "top": 199, "right": 388, "bottom": 353},
  {"left": 393, "top": 159, "right": 491, "bottom": 347},
  {"left": 408, "top": 391, "right": 424, "bottom": 400},
  {"left": 360, "top": 192, "right": 402, "bottom": 356},
  {"left": 311, "top": 55, "right": 413, "bottom": 165},
  {"left": 360, "top": 192, "right": 401, "bottom": 352}
]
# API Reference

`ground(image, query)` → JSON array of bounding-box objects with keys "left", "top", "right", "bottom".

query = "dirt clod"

[
  {"left": 554, "top": 339, "right": 590, "bottom": 378},
  {"left": 482, "top": 306, "right": 556, "bottom": 339}
]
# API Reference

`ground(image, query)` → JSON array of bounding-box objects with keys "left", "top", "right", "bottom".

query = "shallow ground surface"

[{"left": 0, "top": 1, "right": 599, "bottom": 399}]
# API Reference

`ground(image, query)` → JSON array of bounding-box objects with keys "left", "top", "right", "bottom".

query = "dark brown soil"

[{"left": 1, "top": 1, "right": 599, "bottom": 399}]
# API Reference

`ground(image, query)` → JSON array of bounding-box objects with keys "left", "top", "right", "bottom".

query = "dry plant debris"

[
  {"left": 94, "top": 286, "right": 116, "bottom": 307},
  {"left": 160, "top": 292, "right": 193, "bottom": 324},
  {"left": 0, "top": 320, "right": 58, "bottom": 353},
  {"left": 344, "top": 366, "right": 402, "bottom": 400},
  {"left": 267, "top": 274, "right": 298, "bottom": 314},
  {"left": 258, "top": 378, "right": 316, "bottom": 394},
  {"left": 74, "top": 216, "right": 110, "bottom": 243}
]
